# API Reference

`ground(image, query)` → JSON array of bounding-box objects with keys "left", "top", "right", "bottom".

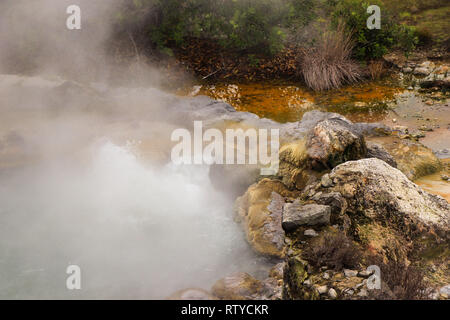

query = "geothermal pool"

[{"left": 0, "top": 75, "right": 271, "bottom": 299}]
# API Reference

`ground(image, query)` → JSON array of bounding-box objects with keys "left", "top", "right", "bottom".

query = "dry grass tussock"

[{"left": 300, "top": 24, "right": 363, "bottom": 91}]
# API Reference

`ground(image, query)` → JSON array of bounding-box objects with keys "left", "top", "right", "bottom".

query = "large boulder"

[
  {"left": 279, "top": 116, "right": 367, "bottom": 190},
  {"left": 235, "top": 179, "right": 300, "bottom": 257},
  {"left": 324, "top": 158, "right": 449, "bottom": 238},
  {"left": 306, "top": 118, "right": 367, "bottom": 170}
]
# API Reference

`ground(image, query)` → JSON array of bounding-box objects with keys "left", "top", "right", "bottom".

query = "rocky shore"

[
  {"left": 0, "top": 74, "right": 447, "bottom": 300},
  {"left": 171, "top": 108, "right": 450, "bottom": 300}
]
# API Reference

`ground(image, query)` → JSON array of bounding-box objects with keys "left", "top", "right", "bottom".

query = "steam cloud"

[{"left": 0, "top": 0, "right": 268, "bottom": 299}]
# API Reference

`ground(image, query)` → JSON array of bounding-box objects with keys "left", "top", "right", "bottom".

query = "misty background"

[{"left": 0, "top": 0, "right": 268, "bottom": 299}]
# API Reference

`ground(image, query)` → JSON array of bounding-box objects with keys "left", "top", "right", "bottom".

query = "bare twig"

[{"left": 202, "top": 69, "right": 220, "bottom": 80}]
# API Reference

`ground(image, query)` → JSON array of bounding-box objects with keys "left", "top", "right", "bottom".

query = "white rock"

[
  {"left": 328, "top": 288, "right": 338, "bottom": 299},
  {"left": 343, "top": 269, "right": 358, "bottom": 277},
  {"left": 328, "top": 159, "right": 450, "bottom": 230},
  {"left": 321, "top": 174, "right": 333, "bottom": 187},
  {"left": 357, "top": 288, "right": 368, "bottom": 297},
  {"left": 304, "top": 229, "right": 319, "bottom": 237},
  {"left": 440, "top": 285, "right": 450, "bottom": 297},
  {"left": 317, "top": 285, "right": 328, "bottom": 295},
  {"left": 358, "top": 269, "right": 374, "bottom": 278},
  {"left": 414, "top": 67, "right": 431, "bottom": 76},
  {"left": 344, "top": 289, "right": 355, "bottom": 295},
  {"left": 303, "top": 279, "right": 312, "bottom": 287}
]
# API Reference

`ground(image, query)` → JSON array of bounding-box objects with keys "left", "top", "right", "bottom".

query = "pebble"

[
  {"left": 429, "top": 290, "right": 440, "bottom": 300},
  {"left": 410, "top": 131, "right": 425, "bottom": 139},
  {"left": 343, "top": 269, "right": 358, "bottom": 277},
  {"left": 328, "top": 288, "right": 338, "bottom": 299},
  {"left": 357, "top": 288, "right": 368, "bottom": 297},
  {"left": 317, "top": 285, "right": 328, "bottom": 295},
  {"left": 393, "top": 125, "right": 408, "bottom": 135},
  {"left": 304, "top": 229, "right": 319, "bottom": 237},
  {"left": 321, "top": 174, "right": 333, "bottom": 188},
  {"left": 358, "top": 270, "right": 374, "bottom": 278},
  {"left": 354, "top": 280, "right": 367, "bottom": 290},
  {"left": 414, "top": 67, "right": 431, "bottom": 76},
  {"left": 419, "top": 125, "right": 433, "bottom": 132},
  {"left": 403, "top": 68, "right": 413, "bottom": 74},
  {"left": 439, "top": 285, "right": 450, "bottom": 298}
]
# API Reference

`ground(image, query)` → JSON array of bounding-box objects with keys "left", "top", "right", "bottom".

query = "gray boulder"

[
  {"left": 366, "top": 141, "right": 397, "bottom": 168},
  {"left": 282, "top": 202, "right": 331, "bottom": 232},
  {"left": 306, "top": 118, "right": 367, "bottom": 170},
  {"left": 326, "top": 158, "right": 449, "bottom": 236}
]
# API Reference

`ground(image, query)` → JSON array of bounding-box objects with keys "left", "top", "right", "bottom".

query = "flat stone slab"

[{"left": 282, "top": 202, "right": 331, "bottom": 232}]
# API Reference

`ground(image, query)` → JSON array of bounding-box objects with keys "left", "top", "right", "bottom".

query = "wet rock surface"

[
  {"left": 211, "top": 272, "right": 263, "bottom": 300},
  {"left": 367, "top": 136, "right": 442, "bottom": 180},
  {"left": 211, "top": 271, "right": 283, "bottom": 300},
  {"left": 235, "top": 179, "right": 300, "bottom": 258},
  {"left": 3, "top": 74, "right": 449, "bottom": 300}
]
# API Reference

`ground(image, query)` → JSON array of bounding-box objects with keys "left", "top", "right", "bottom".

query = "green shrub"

[
  {"left": 221, "top": 2, "right": 287, "bottom": 54},
  {"left": 330, "top": 0, "right": 418, "bottom": 59},
  {"left": 114, "top": 0, "right": 420, "bottom": 60},
  {"left": 287, "top": 0, "right": 318, "bottom": 27},
  {"left": 116, "top": 0, "right": 291, "bottom": 56}
]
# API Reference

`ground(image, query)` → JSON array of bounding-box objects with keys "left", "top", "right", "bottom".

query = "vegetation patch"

[
  {"left": 111, "top": 0, "right": 430, "bottom": 87},
  {"left": 303, "top": 230, "right": 362, "bottom": 271}
]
